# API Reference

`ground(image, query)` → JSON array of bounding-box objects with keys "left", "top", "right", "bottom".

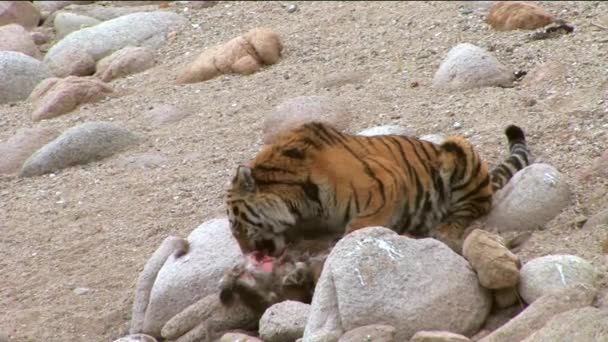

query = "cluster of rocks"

[
  {"left": 0, "top": 1, "right": 283, "bottom": 178},
  {"left": 118, "top": 215, "right": 603, "bottom": 342}
]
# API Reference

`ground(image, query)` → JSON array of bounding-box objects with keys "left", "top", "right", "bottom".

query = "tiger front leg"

[{"left": 429, "top": 221, "right": 467, "bottom": 255}]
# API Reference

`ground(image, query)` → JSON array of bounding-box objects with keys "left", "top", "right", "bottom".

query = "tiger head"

[{"left": 226, "top": 127, "right": 326, "bottom": 257}]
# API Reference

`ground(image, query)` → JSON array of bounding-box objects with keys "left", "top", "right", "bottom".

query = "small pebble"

[
  {"left": 73, "top": 287, "right": 91, "bottom": 295},
  {"left": 453, "top": 122, "right": 462, "bottom": 129},
  {"left": 287, "top": 4, "right": 298, "bottom": 13}
]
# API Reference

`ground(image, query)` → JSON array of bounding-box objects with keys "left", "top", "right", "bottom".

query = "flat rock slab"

[
  {"left": 44, "top": 11, "right": 186, "bottom": 76},
  {"left": 303, "top": 227, "right": 491, "bottom": 341},
  {"left": 479, "top": 284, "right": 597, "bottom": 342},
  {"left": 0, "top": 51, "right": 51, "bottom": 104},
  {"left": 20, "top": 121, "right": 138, "bottom": 177},
  {"left": 521, "top": 307, "right": 608, "bottom": 342}
]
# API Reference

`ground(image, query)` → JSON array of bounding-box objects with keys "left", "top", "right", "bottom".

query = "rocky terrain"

[{"left": 1, "top": 1, "right": 608, "bottom": 341}]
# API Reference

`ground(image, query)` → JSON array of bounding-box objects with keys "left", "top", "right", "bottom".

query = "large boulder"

[
  {"left": 0, "top": 51, "right": 51, "bottom": 104},
  {"left": 0, "top": 1, "right": 41, "bottom": 29},
  {"left": 43, "top": 11, "right": 186, "bottom": 76},
  {"left": 303, "top": 227, "right": 491, "bottom": 341},
  {"left": 518, "top": 255, "right": 599, "bottom": 304},
  {"left": 20, "top": 121, "right": 138, "bottom": 177},
  {"left": 137, "top": 218, "right": 245, "bottom": 337},
  {"left": 0, "top": 24, "right": 41, "bottom": 59},
  {"left": 486, "top": 164, "right": 571, "bottom": 232},
  {"left": 432, "top": 43, "right": 514, "bottom": 91}
]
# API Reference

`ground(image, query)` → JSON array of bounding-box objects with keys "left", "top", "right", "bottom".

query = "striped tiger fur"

[{"left": 226, "top": 122, "right": 530, "bottom": 256}]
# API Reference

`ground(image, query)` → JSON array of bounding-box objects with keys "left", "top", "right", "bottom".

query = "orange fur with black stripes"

[{"left": 226, "top": 122, "right": 530, "bottom": 257}]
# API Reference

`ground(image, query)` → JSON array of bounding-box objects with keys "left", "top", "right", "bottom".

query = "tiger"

[{"left": 226, "top": 121, "right": 531, "bottom": 258}]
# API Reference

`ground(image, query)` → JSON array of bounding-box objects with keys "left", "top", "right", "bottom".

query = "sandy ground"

[{"left": 1, "top": 1, "right": 607, "bottom": 341}]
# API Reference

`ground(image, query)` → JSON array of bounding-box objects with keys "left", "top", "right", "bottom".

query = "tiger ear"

[{"left": 235, "top": 165, "right": 256, "bottom": 192}]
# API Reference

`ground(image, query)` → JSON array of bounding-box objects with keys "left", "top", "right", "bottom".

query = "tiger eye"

[{"left": 282, "top": 148, "right": 304, "bottom": 159}]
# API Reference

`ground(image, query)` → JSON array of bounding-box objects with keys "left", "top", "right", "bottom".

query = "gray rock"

[
  {"left": 0, "top": 51, "right": 51, "bottom": 104},
  {"left": 486, "top": 164, "right": 571, "bottom": 232},
  {"left": 112, "top": 334, "right": 158, "bottom": 342},
  {"left": 303, "top": 227, "right": 491, "bottom": 341},
  {"left": 357, "top": 125, "right": 415, "bottom": 137},
  {"left": 33, "top": 1, "right": 95, "bottom": 17},
  {"left": 263, "top": 96, "right": 352, "bottom": 144},
  {"left": 49, "top": 3, "right": 159, "bottom": 22},
  {"left": 339, "top": 325, "right": 396, "bottom": 342},
  {"left": 140, "top": 218, "right": 243, "bottom": 336},
  {"left": 73, "top": 287, "right": 91, "bottom": 295},
  {"left": 0, "top": 126, "right": 59, "bottom": 175},
  {"left": 518, "top": 254, "right": 599, "bottom": 304},
  {"left": 419, "top": 134, "right": 446, "bottom": 145},
  {"left": 260, "top": 301, "right": 310, "bottom": 342},
  {"left": 95, "top": 46, "right": 155, "bottom": 82},
  {"left": 0, "top": 24, "right": 42, "bottom": 59},
  {"left": 0, "top": 1, "right": 41, "bottom": 29},
  {"left": 432, "top": 43, "right": 514, "bottom": 91},
  {"left": 20, "top": 122, "right": 137, "bottom": 177},
  {"left": 219, "top": 333, "right": 262, "bottom": 342},
  {"left": 411, "top": 331, "right": 471, "bottom": 342},
  {"left": 44, "top": 11, "right": 186, "bottom": 76},
  {"left": 479, "top": 284, "right": 597, "bottom": 342},
  {"left": 521, "top": 307, "right": 608, "bottom": 342},
  {"left": 53, "top": 12, "right": 100, "bottom": 39}
]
